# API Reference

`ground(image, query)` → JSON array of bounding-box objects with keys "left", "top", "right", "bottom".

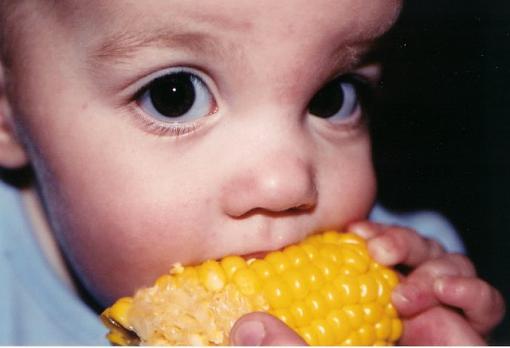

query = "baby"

[{"left": 0, "top": 0, "right": 504, "bottom": 345}]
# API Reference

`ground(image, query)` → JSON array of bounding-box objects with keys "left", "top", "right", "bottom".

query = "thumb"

[{"left": 230, "top": 312, "right": 307, "bottom": 346}]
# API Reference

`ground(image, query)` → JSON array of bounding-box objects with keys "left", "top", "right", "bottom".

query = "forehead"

[{"left": 53, "top": 0, "right": 402, "bottom": 45}]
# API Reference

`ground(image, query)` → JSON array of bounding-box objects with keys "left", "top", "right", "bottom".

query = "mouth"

[{"left": 240, "top": 250, "right": 272, "bottom": 261}]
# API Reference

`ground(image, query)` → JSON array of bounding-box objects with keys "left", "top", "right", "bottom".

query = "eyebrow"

[{"left": 89, "top": 26, "right": 240, "bottom": 66}]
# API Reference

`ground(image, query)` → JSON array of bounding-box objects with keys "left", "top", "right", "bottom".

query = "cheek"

[
  {"left": 317, "top": 136, "right": 376, "bottom": 228},
  {"left": 14, "top": 102, "right": 220, "bottom": 304},
  {"left": 42, "top": 143, "right": 224, "bottom": 304},
  {"left": 55, "top": 179, "right": 213, "bottom": 304}
]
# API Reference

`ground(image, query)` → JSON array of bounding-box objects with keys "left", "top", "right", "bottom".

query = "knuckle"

[
  {"left": 417, "top": 255, "right": 461, "bottom": 277},
  {"left": 448, "top": 253, "right": 477, "bottom": 276},
  {"left": 427, "top": 239, "right": 446, "bottom": 258},
  {"left": 384, "top": 226, "right": 413, "bottom": 251},
  {"left": 381, "top": 231, "right": 408, "bottom": 257}
]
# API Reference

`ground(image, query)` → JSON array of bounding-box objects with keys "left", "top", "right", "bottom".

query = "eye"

[
  {"left": 137, "top": 70, "right": 216, "bottom": 123},
  {"left": 308, "top": 76, "right": 361, "bottom": 123}
]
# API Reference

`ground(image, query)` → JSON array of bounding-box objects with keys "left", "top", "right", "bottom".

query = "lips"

[{"left": 240, "top": 250, "right": 271, "bottom": 260}]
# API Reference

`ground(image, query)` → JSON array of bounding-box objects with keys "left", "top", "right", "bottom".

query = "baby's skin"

[{"left": 0, "top": 0, "right": 504, "bottom": 344}]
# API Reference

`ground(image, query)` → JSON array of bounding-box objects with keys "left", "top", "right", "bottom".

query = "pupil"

[
  {"left": 308, "top": 79, "right": 344, "bottom": 118},
  {"left": 150, "top": 72, "right": 195, "bottom": 117}
]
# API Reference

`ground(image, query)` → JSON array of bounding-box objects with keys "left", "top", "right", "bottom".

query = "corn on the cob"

[{"left": 101, "top": 231, "right": 402, "bottom": 346}]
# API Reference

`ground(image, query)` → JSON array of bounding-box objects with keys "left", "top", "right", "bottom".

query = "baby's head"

[{"left": 0, "top": 0, "right": 401, "bottom": 305}]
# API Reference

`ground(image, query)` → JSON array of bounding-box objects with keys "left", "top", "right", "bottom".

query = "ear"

[{"left": 0, "top": 61, "right": 28, "bottom": 169}]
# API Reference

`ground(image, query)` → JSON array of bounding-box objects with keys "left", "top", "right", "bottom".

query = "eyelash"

[
  {"left": 127, "top": 71, "right": 376, "bottom": 137},
  {"left": 138, "top": 118, "right": 199, "bottom": 137},
  {"left": 128, "top": 67, "right": 214, "bottom": 137},
  {"left": 344, "top": 74, "right": 376, "bottom": 123}
]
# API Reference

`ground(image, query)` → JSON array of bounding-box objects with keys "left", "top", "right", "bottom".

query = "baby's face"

[{"left": 5, "top": 0, "right": 401, "bottom": 305}]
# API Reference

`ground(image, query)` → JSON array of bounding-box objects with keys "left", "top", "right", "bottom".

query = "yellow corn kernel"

[
  {"left": 198, "top": 260, "right": 226, "bottom": 291},
  {"left": 372, "top": 272, "right": 392, "bottom": 305},
  {"left": 363, "top": 302, "right": 384, "bottom": 324},
  {"left": 386, "top": 302, "right": 399, "bottom": 318},
  {"left": 175, "top": 267, "right": 198, "bottom": 283},
  {"left": 312, "top": 319, "right": 336, "bottom": 346},
  {"left": 390, "top": 318, "right": 404, "bottom": 342},
  {"left": 334, "top": 274, "right": 360, "bottom": 304},
  {"left": 359, "top": 273, "right": 379, "bottom": 304},
  {"left": 342, "top": 247, "right": 370, "bottom": 273},
  {"left": 338, "top": 232, "right": 365, "bottom": 245},
  {"left": 358, "top": 323, "right": 377, "bottom": 346},
  {"left": 305, "top": 291, "right": 328, "bottom": 320},
  {"left": 302, "top": 263, "right": 325, "bottom": 291},
  {"left": 269, "top": 308, "right": 295, "bottom": 328},
  {"left": 380, "top": 268, "right": 400, "bottom": 288},
  {"left": 342, "top": 331, "right": 362, "bottom": 346},
  {"left": 289, "top": 300, "right": 312, "bottom": 327},
  {"left": 249, "top": 259, "right": 275, "bottom": 279},
  {"left": 313, "top": 257, "right": 339, "bottom": 282},
  {"left": 322, "top": 230, "right": 343, "bottom": 244},
  {"left": 343, "top": 304, "right": 364, "bottom": 329},
  {"left": 220, "top": 256, "right": 246, "bottom": 279},
  {"left": 320, "top": 283, "right": 343, "bottom": 308},
  {"left": 106, "top": 331, "right": 127, "bottom": 346},
  {"left": 283, "top": 245, "right": 309, "bottom": 267},
  {"left": 283, "top": 269, "right": 311, "bottom": 300},
  {"left": 104, "top": 297, "right": 133, "bottom": 330},
  {"left": 318, "top": 244, "right": 343, "bottom": 264},
  {"left": 298, "top": 325, "right": 319, "bottom": 346},
  {"left": 301, "top": 243, "right": 320, "bottom": 261},
  {"left": 375, "top": 316, "right": 392, "bottom": 340},
  {"left": 263, "top": 277, "right": 293, "bottom": 309},
  {"left": 101, "top": 231, "right": 402, "bottom": 346},
  {"left": 232, "top": 268, "right": 260, "bottom": 296},
  {"left": 266, "top": 251, "right": 292, "bottom": 273}
]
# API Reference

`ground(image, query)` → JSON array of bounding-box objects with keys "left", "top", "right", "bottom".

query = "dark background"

[
  {"left": 372, "top": 0, "right": 510, "bottom": 343},
  {"left": 1, "top": 0, "right": 507, "bottom": 343}
]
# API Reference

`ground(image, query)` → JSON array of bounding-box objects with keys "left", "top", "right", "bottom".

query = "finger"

[
  {"left": 409, "top": 253, "right": 477, "bottom": 279},
  {"left": 230, "top": 312, "right": 307, "bottom": 346},
  {"left": 434, "top": 276, "right": 506, "bottom": 335},
  {"left": 399, "top": 306, "right": 485, "bottom": 345},
  {"left": 361, "top": 225, "right": 446, "bottom": 267},
  {"left": 392, "top": 254, "right": 477, "bottom": 317},
  {"left": 348, "top": 221, "right": 385, "bottom": 239}
]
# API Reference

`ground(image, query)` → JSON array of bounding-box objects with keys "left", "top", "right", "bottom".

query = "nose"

[{"left": 221, "top": 144, "right": 318, "bottom": 218}]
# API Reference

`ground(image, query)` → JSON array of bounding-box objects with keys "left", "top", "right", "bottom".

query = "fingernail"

[
  {"left": 392, "top": 284, "right": 415, "bottom": 305},
  {"left": 434, "top": 277, "right": 446, "bottom": 294},
  {"left": 232, "top": 320, "right": 266, "bottom": 346},
  {"left": 349, "top": 223, "right": 375, "bottom": 239},
  {"left": 369, "top": 238, "right": 397, "bottom": 265}
]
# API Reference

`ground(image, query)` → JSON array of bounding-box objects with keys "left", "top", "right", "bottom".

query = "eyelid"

[
  {"left": 307, "top": 66, "right": 378, "bottom": 135},
  {"left": 130, "top": 66, "right": 219, "bottom": 102},
  {"left": 352, "top": 64, "right": 382, "bottom": 86},
  {"left": 125, "top": 66, "right": 220, "bottom": 137}
]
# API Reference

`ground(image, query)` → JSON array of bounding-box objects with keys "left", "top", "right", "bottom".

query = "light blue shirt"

[
  {"left": 0, "top": 181, "right": 108, "bottom": 345},
  {"left": 0, "top": 179, "right": 464, "bottom": 345},
  {"left": 369, "top": 204, "right": 465, "bottom": 254}
]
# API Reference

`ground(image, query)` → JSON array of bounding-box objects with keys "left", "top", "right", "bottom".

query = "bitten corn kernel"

[{"left": 101, "top": 231, "right": 402, "bottom": 346}]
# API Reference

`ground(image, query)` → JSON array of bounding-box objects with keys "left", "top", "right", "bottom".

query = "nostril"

[
  {"left": 291, "top": 203, "right": 315, "bottom": 212},
  {"left": 233, "top": 203, "right": 315, "bottom": 219},
  {"left": 220, "top": 155, "right": 318, "bottom": 218}
]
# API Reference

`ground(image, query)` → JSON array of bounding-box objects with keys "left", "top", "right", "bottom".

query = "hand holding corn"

[
  {"left": 102, "top": 231, "right": 402, "bottom": 346},
  {"left": 347, "top": 222, "right": 506, "bottom": 345}
]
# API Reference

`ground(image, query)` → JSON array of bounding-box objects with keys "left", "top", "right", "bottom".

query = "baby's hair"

[
  {"left": 0, "top": 0, "right": 16, "bottom": 64},
  {"left": 0, "top": 0, "right": 43, "bottom": 67}
]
